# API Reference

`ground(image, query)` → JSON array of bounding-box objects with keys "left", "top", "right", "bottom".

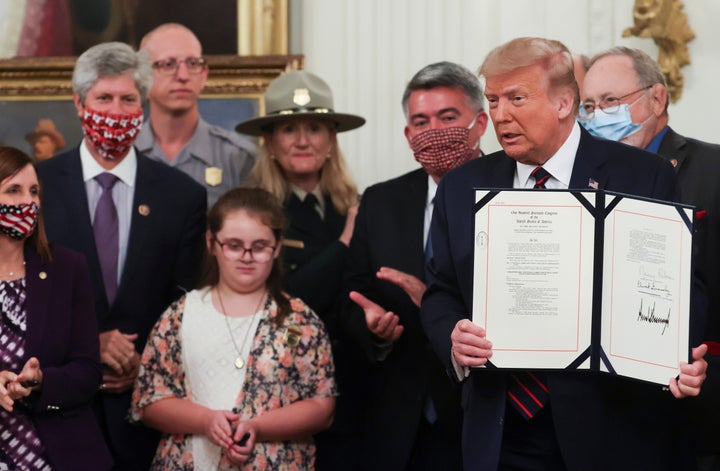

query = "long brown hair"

[
  {"left": 199, "top": 187, "right": 290, "bottom": 325},
  {"left": 0, "top": 146, "right": 52, "bottom": 261}
]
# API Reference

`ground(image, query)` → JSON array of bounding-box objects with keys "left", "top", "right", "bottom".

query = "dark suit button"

[{"left": 290, "top": 264, "right": 298, "bottom": 271}]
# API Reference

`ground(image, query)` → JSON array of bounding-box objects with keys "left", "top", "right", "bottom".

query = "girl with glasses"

[{"left": 131, "top": 188, "right": 336, "bottom": 470}]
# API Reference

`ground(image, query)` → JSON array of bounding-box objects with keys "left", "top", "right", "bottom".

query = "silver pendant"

[{"left": 235, "top": 357, "right": 245, "bottom": 369}]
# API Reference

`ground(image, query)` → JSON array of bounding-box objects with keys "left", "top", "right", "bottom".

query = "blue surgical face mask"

[{"left": 578, "top": 103, "right": 642, "bottom": 141}]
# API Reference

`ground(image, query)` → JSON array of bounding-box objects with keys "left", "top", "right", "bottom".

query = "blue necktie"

[
  {"left": 93, "top": 173, "right": 120, "bottom": 305},
  {"left": 424, "top": 204, "right": 437, "bottom": 423}
]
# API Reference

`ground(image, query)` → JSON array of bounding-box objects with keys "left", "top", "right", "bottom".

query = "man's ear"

[
  {"left": 73, "top": 93, "right": 84, "bottom": 118},
  {"left": 649, "top": 83, "right": 668, "bottom": 117},
  {"left": 198, "top": 65, "right": 209, "bottom": 93},
  {"left": 555, "top": 88, "right": 575, "bottom": 120},
  {"left": 404, "top": 125, "right": 412, "bottom": 144}
]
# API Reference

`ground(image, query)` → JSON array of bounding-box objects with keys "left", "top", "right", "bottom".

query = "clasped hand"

[
  {"left": 204, "top": 409, "right": 256, "bottom": 466},
  {"left": 99, "top": 329, "right": 140, "bottom": 393},
  {"left": 0, "top": 357, "right": 43, "bottom": 412}
]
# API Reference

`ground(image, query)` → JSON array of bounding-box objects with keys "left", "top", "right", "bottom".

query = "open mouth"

[{"left": 501, "top": 132, "right": 521, "bottom": 142}]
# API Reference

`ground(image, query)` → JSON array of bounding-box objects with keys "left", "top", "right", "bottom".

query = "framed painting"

[
  {"left": 0, "top": 0, "right": 287, "bottom": 57},
  {"left": 0, "top": 54, "right": 303, "bottom": 156}
]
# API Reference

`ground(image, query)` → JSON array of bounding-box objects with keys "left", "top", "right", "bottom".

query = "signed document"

[{"left": 472, "top": 189, "right": 692, "bottom": 385}]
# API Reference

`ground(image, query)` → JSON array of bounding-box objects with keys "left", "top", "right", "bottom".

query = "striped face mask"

[{"left": 0, "top": 202, "right": 38, "bottom": 240}]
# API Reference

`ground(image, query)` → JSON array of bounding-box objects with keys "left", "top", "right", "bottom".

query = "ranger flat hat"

[{"left": 235, "top": 70, "right": 365, "bottom": 136}]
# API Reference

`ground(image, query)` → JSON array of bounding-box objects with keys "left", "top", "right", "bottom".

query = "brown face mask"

[{"left": 409, "top": 125, "right": 480, "bottom": 178}]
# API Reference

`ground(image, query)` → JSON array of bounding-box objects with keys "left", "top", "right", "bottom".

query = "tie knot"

[
  {"left": 531, "top": 166, "right": 551, "bottom": 190},
  {"left": 95, "top": 172, "right": 119, "bottom": 191},
  {"left": 303, "top": 193, "right": 319, "bottom": 207}
]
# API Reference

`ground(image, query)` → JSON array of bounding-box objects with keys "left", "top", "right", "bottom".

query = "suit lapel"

[
  {"left": 59, "top": 150, "right": 108, "bottom": 305},
  {"left": 569, "top": 128, "right": 609, "bottom": 190},
  {"left": 23, "top": 249, "right": 50, "bottom": 359},
  {"left": 62, "top": 149, "right": 97, "bottom": 256},
  {"left": 495, "top": 155, "right": 517, "bottom": 188},
  {"left": 657, "top": 127, "right": 688, "bottom": 171},
  {"left": 402, "top": 170, "right": 429, "bottom": 280},
  {"left": 286, "top": 193, "right": 324, "bottom": 235},
  {"left": 116, "top": 154, "right": 154, "bottom": 299}
]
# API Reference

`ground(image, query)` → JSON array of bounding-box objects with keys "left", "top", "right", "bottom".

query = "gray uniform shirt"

[{"left": 136, "top": 117, "right": 257, "bottom": 206}]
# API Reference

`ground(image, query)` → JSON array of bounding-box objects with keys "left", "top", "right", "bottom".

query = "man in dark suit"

[
  {"left": 37, "top": 42, "right": 207, "bottom": 470},
  {"left": 420, "top": 37, "right": 708, "bottom": 471},
  {"left": 581, "top": 45, "right": 720, "bottom": 471},
  {"left": 343, "top": 62, "right": 488, "bottom": 470}
]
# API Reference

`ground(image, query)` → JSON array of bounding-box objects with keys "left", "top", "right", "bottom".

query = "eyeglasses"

[
  {"left": 579, "top": 85, "right": 653, "bottom": 120},
  {"left": 151, "top": 57, "right": 207, "bottom": 75},
  {"left": 213, "top": 239, "right": 276, "bottom": 263}
]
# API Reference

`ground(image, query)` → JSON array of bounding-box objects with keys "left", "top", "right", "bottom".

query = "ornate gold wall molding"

[
  {"left": 622, "top": 0, "right": 695, "bottom": 103},
  {"left": 0, "top": 55, "right": 303, "bottom": 99},
  {"left": 238, "top": 0, "right": 288, "bottom": 55}
]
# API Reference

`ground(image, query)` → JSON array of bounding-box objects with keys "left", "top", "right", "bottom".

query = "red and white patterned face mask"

[
  {"left": 0, "top": 202, "right": 38, "bottom": 240},
  {"left": 409, "top": 122, "right": 480, "bottom": 178},
  {"left": 80, "top": 107, "right": 143, "bottom": 160}
]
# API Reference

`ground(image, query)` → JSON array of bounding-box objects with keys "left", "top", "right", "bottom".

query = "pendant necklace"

[
  {"left": 216, "top": 287, "right": 266, "bottom": 369},
  {"left": 0, "top": 261, "right": 25, "bottom": 279}
]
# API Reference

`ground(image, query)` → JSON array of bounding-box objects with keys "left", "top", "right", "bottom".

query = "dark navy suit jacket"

[
  {"left": 343, "top": 169, "right": 462, "bottom": 470},
  {"left": 657, "top": 127, "right": 720, "bottom": 455},
  {"left": 37, "top": 147, "right": 206, "bottom": 469},
  {"left": 420, "top": 127, "right": 699, "bottom": 470},
  {"left": 24, "top": 245, "right": 113, "bottom": 471}
]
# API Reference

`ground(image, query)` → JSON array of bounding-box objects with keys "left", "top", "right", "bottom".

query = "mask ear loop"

[{"left": 627, "top": 89, "right": 655, "bottom": 129}]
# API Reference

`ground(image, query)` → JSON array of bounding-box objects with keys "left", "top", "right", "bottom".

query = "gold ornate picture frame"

[{"left": 0, "top": 54, "right": 303, "bottom": 154}]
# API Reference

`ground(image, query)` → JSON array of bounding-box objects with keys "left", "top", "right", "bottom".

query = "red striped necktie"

[
  {"left": 507, "top": 371, "right": 550, "bottom": 419},
  {"left": 531, "top": 166, "right": 552, "bottom": 189},
  {"left": 506, "top": 169, "right": 552, "bottom": 419}
]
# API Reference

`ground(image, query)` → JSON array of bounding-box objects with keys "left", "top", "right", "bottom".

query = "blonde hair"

[
  {"left": 479, "top": 37, "right": 579, "bottom": 115},
  {"left": 247, "top": 129, "right": 358, "bottom": 215}
]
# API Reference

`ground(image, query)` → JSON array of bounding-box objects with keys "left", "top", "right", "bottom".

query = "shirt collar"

[
  {"left": 427, "top": 174, "right": 438, "bottom": 207},
  {"left": 290, "top": 183, "right": 326, "bottom": 214},
  {"left": 79, "top": 139, "right": 137, "bottom": 187},
  {"left": 136, "top": 117, "right": 213, "bottom": 166},
  {"left": 644, "top": 125, "right": 669, "bottom": 154},
  {"left": 515, "top": 121, "right": 580, "bottom": 189},
  {"left": 134, "top": 119, "right": 154, "bottom": 153}
]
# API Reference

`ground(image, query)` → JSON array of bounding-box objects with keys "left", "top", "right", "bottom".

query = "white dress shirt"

[{"left": 79, "top": 140, "right": 137, "bottom": 282}]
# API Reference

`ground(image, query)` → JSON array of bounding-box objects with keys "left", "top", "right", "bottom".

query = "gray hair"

[
  {"left": 589, "top": 46, "right": 667, "bottom": 88},
  {"left": 72, "top": 42, "right": 153, "bottom": 104},
  {"left": 588, "top": 46, "right": 668, "bottom": 112},
  {"left": 402, "top": 61, "right": 484, "bottom": 117}
]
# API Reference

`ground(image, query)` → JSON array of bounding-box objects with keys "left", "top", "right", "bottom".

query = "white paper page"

[
  {"left": 600, "top": 196, "right": 691, "bottom": 385},
  {"left": 473, "top": 190, "right": 596, "bottom": 369}
]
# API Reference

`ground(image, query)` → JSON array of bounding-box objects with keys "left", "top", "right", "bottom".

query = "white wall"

[{"left": 297, "top": 0, "right": 720, "bottom": 191}]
